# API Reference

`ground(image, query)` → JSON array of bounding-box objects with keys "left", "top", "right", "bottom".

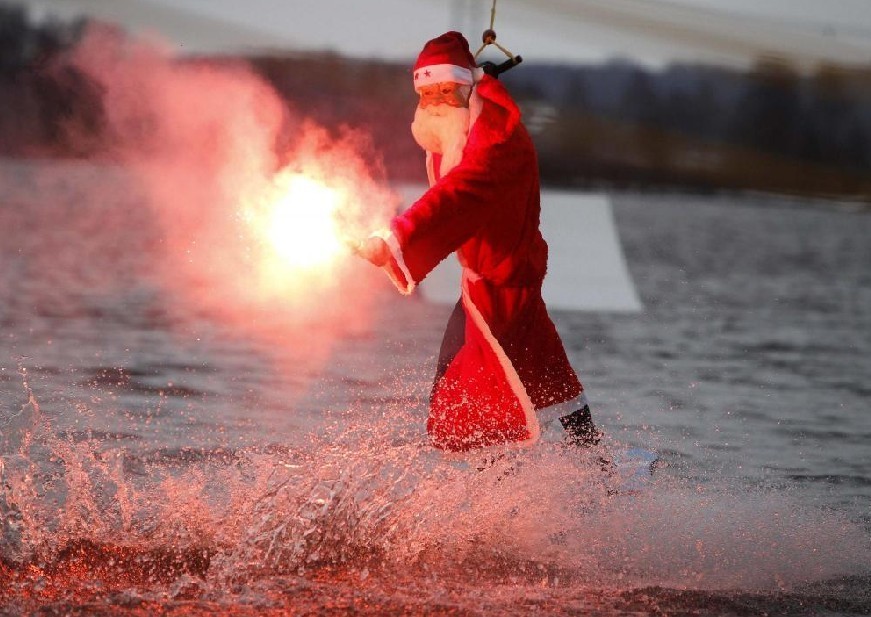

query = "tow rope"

[{"left": 474, "top": 0, "right": 523, "bottom": 77}]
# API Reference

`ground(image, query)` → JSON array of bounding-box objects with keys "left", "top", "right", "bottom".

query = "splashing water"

[{"left": 2, "top": 373, "right": 869, "bottom": 615}]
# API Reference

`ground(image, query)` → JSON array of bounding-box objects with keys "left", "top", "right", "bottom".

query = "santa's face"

[
  {"left": 416, "top": 81, "right": 470, "bottom": 109},
  {"left": 411, "top": 81, "right": 471, "bottom": 175}
]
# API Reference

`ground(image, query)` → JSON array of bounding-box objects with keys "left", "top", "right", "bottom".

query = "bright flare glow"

[
  {"left": 263, "top": 173, "right": 345, "bottom": 270},
  {"left": 238, "top": 168, "right": 359, "bottom": 304},
  {"left": 237, "top": 140, "right": 395, "bottom": 310}
]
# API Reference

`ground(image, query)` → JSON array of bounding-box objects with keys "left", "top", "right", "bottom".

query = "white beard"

[{"left": 410, "top": 104, "right": 470, "bottom": 176}]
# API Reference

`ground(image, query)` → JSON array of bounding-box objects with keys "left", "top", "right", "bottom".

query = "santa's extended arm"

[
  {"left": 396, "top": 157, "right": 498, "bottom": 264},
  {"left": 379, "top": 90, "right": 523, "bottom": 291}
]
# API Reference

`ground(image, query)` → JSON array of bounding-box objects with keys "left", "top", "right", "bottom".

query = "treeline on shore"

[{"left": 2, "top": 5, "right": 871, "bottom": 200}]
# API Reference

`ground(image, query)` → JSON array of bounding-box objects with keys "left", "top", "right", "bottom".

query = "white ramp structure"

[{"left": 398, "top": 188, "right": 642, "bottom": 313}]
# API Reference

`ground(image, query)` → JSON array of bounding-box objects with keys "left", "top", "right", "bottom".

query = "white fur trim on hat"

[{"left": 414, "top": 63, "right": 473, "bottom": 89}]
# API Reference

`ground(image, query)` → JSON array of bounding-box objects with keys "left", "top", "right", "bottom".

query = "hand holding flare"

[{"left": 348, "top": 236, "right": 390, "bottom": 267}]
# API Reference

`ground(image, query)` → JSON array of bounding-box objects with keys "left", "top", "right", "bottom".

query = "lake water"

[{"left": 1, "top": 160, "right": 869, "bottom": 615}]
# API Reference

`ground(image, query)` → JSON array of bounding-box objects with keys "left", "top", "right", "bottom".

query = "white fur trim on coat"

[
  {"left": 536, "top": 392, "right": 590, "bottom": 427},
  {"left": 461, "top": 268, "right": 540, "bottom": 444},
  {"left": 373, "top": 229, "right": 415, "bottom": 295}
]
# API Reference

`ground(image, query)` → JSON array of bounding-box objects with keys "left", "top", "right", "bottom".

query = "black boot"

[{"left": 559, "top": 405, "right": 602, "bottom": 447}]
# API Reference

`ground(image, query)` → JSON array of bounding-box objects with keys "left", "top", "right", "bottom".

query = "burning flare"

[
  {"left": 265, "top": 172, "right": 345, "bottom": 270},
  {"left": 242, "top": 168, "right": 353, "bottom": 297}
]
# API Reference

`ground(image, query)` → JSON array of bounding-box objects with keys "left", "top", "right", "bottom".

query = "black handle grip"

[{"left": 478, "top": 55, "right": 523, "bottom": 79}]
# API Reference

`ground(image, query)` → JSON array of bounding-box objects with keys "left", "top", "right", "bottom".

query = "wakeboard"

[{"left": 609, "top": 446, "right": 660, "bottom": 494}]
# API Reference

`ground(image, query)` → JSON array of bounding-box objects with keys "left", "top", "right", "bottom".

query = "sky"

[{"left": 22, "top": 0, "right": 871, "bottom": 70}]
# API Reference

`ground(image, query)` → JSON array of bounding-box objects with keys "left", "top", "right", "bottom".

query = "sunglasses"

[{"left": 417, "top": 82, "right": 471, "bottom": 108}]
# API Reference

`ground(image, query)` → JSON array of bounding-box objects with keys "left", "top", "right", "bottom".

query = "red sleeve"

[
  {"left": 392, "top": 135, "right": 524, "bottom": 282},
  {"left": 392, "top": 157, "right": 499, "bottom": 282}
]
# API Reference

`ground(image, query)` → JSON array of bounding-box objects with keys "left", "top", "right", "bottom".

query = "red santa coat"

[{"left": 381, "top": 75, "right": 586, "bottom": 451}]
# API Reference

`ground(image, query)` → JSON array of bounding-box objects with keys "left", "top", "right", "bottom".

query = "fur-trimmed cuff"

[
  {"left": 536, "top": 392, "right": 589, "bottom": 427},
  {"left": 372, "top": 229, "right": 415, "bottom": 295}
]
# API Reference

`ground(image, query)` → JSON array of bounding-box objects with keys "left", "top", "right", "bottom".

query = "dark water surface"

[{"left": 1, "top": 161, "right": 870, "bottom": 615}]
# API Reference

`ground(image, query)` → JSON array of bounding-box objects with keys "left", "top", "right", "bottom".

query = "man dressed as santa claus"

[{"left": 357, "top": 31, "right": 601, "bottom": 453}]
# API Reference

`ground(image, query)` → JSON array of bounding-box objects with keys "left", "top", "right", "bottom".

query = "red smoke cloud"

[{"left": 57, "top": 24, "right": 400, "bottom": 352}]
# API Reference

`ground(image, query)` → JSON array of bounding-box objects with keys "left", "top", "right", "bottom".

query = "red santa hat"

[{"left": 413, "top": 31, "right": 478, "bottom": 90}]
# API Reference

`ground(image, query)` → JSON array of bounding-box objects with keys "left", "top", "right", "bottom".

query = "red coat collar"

[{"left": 469, "top": 75, "right": 522, "bottom": 147}]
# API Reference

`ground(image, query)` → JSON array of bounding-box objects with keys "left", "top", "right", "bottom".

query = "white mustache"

[{"left": 422, "top": 105, "right": 452, "bottom": 117}]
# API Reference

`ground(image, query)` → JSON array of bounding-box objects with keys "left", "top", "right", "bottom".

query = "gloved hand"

[{"left": 350, "top": 236, "right": 390, "bottom": 267}]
